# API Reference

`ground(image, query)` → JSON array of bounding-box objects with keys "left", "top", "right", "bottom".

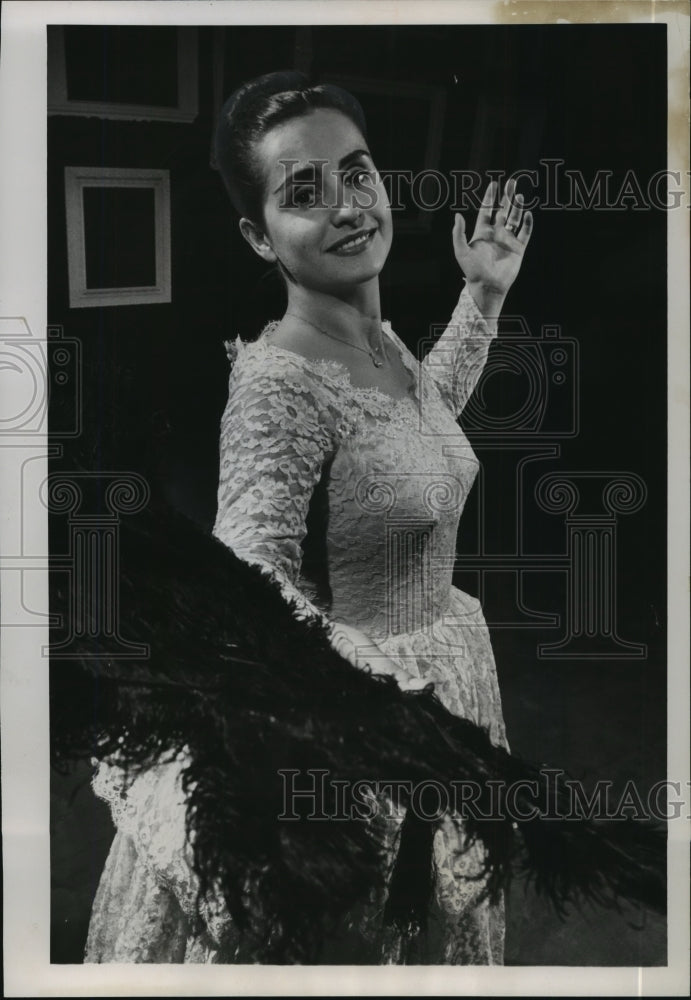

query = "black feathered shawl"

[{"left": 50, "top": 486, "right": 665, "bottom": 963}]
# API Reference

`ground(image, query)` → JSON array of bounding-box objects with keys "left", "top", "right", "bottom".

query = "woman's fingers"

[
  {"left": 494, "top": 178, "right": 519, "bottom": 227},
  {"left": 516, "top": 209, "right": 533, "bottom": 245},
  {"left": 479, "top": 178, "right": 530, "bottom": 237},
  {"left": 367, "top": 655, "right": 429, "bottom": 692},
  {"left": 495, "top": 178, "right": 515, "bottom": 223},
  {"left": 453, "top": 212, "right": 469, "bottom": 254},
  {"left": 500, "top": 183, "right": 534, "bottom": 246},
  {"left": 477, "top": 180, "right": 498, "bottom": 227},
  {"left": 460, "top": 176, "right": 533, "bottom": 273},
  {"left": 504, "top": 192, "right": 523, "bottom": 234},
  {"left": 398, "top": 676, "right": 432, "bottom": 693},
  {"left": 329, "top": 623, "right": 432, "bottom": 692}
]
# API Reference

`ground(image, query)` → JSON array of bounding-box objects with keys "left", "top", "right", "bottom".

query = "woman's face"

[{"left": 251, "top": 108, "right": 393, "bottom": 295}]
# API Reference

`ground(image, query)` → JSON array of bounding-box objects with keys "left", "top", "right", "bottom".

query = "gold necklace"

[{"left": 285, "top": 312, "right": 387, "bottom": 368}]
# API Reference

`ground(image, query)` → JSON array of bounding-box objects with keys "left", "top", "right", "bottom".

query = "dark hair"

[{"left": 215, "top": 70, "right": 368, "bottom": 225}]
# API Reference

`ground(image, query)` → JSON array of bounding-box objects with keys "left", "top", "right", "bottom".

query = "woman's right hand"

[{"left": 329, "top": 621, "right": 430, "bottom": 693}]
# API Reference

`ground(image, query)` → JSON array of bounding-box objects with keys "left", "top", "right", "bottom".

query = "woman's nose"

[
  {"left": 331, "top": 179, "right": 363, "bottom": 224},
  {"left": 332, "top": 201, "right": 363, "bottom": 228}
]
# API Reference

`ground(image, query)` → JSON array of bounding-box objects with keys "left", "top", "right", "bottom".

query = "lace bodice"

[{"left": 213, "top": 286, "right": 495, "bottom": 646}]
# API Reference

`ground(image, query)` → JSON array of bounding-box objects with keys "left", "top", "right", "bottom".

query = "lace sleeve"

[
  {"left": 422, "top": 285, "right": 497, "bottom": 417},
  {"left": 212, "top": 344, "right": 402, "bottom": 677},
  {"left": 90, "top": 756, "right": 233, "bottom": 951},
  {"left": 212, "top": 344, "right": 348, "bottom": 624}
]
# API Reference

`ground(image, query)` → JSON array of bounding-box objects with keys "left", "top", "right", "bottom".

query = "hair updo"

[{"left": 215, "top": 70, "right": 368, "bottom": 225}]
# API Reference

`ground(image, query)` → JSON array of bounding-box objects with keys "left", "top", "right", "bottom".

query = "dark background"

[{"left": 49, "top": 24, "right": 667, "bottom": 964}]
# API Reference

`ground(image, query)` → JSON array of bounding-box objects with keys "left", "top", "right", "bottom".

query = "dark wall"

[{"left": 49, "top": 23, "right": 667, "bottom": 964}]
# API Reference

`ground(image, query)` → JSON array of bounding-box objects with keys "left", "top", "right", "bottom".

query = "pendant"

[{"left": 372, "top": 356, "right": 384, "bottom": 368}]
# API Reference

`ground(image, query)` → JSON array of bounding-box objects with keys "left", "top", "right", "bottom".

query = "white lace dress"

[{"left": 85, "top": 286, "right": 508, "bottom": 964}]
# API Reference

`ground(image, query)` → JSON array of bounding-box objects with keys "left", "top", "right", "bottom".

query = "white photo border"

[{"left": 1, "top": 1, "right": 688, "bottom": 996}]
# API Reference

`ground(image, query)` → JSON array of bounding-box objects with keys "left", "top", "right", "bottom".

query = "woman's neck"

[{"left": 284, "top": 280, "right": 383, "bottom": 348}]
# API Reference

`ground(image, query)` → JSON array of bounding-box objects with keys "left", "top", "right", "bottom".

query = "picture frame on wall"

[
  {"left": 64, "top": 166, "right": 171, "bottom": 308},
  {"left": 48, "top": 25, "right": 198, "bottom": 123}
]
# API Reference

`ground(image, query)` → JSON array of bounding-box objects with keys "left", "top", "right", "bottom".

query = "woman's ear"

[{"left": 239, "top": 218, "right": 276, "bottom": 263}]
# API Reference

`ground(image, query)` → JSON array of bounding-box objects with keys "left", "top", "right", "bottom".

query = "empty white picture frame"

[
  {"left": 64, "top": 166, "right": 171, "bottom": 308},
  {"left": 48, "top": 26, "right": 198, "bottom": 123}
]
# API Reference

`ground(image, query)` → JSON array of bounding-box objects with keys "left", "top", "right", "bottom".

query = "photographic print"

[{"left": 1, "top": 1, "right": 689, "bottom": 995}]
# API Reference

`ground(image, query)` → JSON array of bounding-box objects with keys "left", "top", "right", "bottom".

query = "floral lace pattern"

[
  {"left": 86, "top": 287, "right": 508, "bottom": 964},
  {"left": 86, "top": 757, "right": 240, "bottom": 962}
]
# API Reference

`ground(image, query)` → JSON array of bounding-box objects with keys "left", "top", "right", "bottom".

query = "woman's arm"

[
  {"left": 421, "top": 285, "right": 498, "bottom": 417},
  {"left": 422, "top": 179, "right": 533, "bottom": 417},
  {"left": 214, "top": 350, "right": 426, "bottom": 691}
]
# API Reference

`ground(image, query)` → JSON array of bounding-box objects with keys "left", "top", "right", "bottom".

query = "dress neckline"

[{"left": 249, "top": 319, "right": 421, "bottom": 408}]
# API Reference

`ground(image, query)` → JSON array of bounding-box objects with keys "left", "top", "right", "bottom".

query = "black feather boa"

[{"left": 50, "top": 488, "right": 666, "bottom": 963}]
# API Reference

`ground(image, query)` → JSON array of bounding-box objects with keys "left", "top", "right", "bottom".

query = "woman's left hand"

[{"left": 453, "top": 178, "right": 533, "bottom": 300}]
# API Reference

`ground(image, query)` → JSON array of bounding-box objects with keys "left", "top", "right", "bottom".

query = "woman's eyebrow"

[
  {"left": 276, "top": 165, "right": 317, "bottom": 192},
  {"left": 338, "top": 148, "right": 372, "bottom": 169},
  {"left": 273, "top": 162, "right": 324, "bottom": 195},
  {"left": 273, "top": 149, "right": 372, "bottom": 194}
]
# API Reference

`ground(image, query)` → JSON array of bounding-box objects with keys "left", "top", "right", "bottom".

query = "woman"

[
  {"left": 77, "top": 72, "right": 661, "bottom": 966},
  {"left": 209, "top": 71, "right": 530, "bottom": 963}
]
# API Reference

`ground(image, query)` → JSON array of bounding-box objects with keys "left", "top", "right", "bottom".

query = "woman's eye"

[
  {"left": 348, "top": 168, "right": 373, "bottom": 186},
  {"left": 291, "top": 185, "right": 316, "bottom": 208}
]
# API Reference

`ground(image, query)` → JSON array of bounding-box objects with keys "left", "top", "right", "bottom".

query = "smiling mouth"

[{"left": 327, "top": 228, "right": 377, "bottom": 254}]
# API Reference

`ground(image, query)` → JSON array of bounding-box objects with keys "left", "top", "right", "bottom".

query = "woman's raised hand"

[{"left": 452, "top": 178, "right": 533, "bottom": 300}]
